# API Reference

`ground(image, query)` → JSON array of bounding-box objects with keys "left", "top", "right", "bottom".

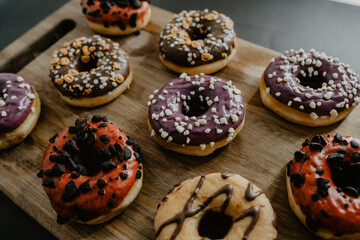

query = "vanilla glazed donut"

[
  {"left": 0, "top": 73, "right": 41, "bottom": 150},
  {"left": 147, "top": 73, "right": 245, "bottom": 156},
  {"left": 37, "top": 115, "right": 144, "bottom": 224},
  {"left": 159, "top": 10, "right": 237, "bottom": 75},
  {"left": 81, "top": 0, "right": 151, "bottom": 35},
  {"left": 154, "top": 173, "right": 277, "bottom": 240},
  {"left": 50, "top": 35, "right": 133, "bottom": 107},
  {"left": 287, "top": 134, "right": 360, "bottom": 239},
  {"left": 260, "top": 49, "right": 360, "bottom": 127}
]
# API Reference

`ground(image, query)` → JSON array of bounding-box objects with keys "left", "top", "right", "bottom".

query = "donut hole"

[
  {"left": 71, "top": 149, "right": 103, "bottom": 177},
  {"left": 189, "top": 25, "right": 210, "bottom": 40},
  {"left": 182, "top": 97, "right": 209, "bottom": 117},
  {"left": 198, "top": 210, "right": 233, "bottom": 239},
  {"left": 330, "top": 162, "right": 360, "bottom": 191},
  {"left": 298, "top": 73, "right": 327, "bottom": 89},
  {"left": 77, "top": 55, "right": 98, "bottom": 73}
]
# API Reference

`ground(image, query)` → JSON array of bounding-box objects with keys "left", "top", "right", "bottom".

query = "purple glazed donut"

[
  {"left": 147, "top": 73, "right": 245, "bottom": 156},
  {"left": 260, "top": 49, "right": 360, "bottom": 126},
  {"left": 0, "top": 73, "right": 41, "bottom": 150}
]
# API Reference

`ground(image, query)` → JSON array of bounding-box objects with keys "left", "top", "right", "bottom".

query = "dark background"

[{"left": 0, "top": 0, "right": 359, "bottom": 239}]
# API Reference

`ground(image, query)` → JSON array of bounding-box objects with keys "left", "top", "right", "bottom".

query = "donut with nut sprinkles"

[
  {"left": 260, "top": 49, "right": 360, "bottom": 126},
  {"left": 38, "top": 115, "right": 144, "bottom": 224},
  {"left": 287, "top": 134, "right": 360, "bottom": 239},
  {"left": 159, "top": 9, "right": 237, "bottom": 75},
  {"left": 148, "top": 73, "right": 245, "bottom": 156},
  {"left": 49, "top": 35, "right": 133, "bottom": 107}
]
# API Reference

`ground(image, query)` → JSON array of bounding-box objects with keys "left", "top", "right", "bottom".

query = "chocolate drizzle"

[
  {"left": 245, "top": 182, "right": 263, "bottom": 201},
  {"left": 156, "top": 176, "right": 261, "bottom": 240}
]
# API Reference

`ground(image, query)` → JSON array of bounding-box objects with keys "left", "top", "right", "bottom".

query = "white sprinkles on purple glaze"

[
  {"left": 148, "top": 73, "right": 245, "bottom": 150},
  {"left": 264, "top": 49, "right": 360, "bottom": 120}
]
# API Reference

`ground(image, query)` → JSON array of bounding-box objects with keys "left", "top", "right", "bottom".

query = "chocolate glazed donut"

[
  {"left": 159, "top": 10, "right": 237, "bottom": 75},
  {"left": 50, "top": 35, "right": 133, "bottom": 107},
  {"left": 154, "top": 173, "right": 277, "bottom": 240}
]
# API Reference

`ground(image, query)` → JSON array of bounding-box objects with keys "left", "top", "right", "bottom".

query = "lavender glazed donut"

[
  {"left": 148, "top": 73, "right": 245, "bottom": 156},
  {"left": 260, "top": 49, "right": 360, "bottom": 127},
  {"left": 0, "top": 73, "right": 41, "bottom": 150},
  {"left": 159, "top": 10, "right": 237, "bottom": 75},
  {"left": 50, "top": 35, "right": 132, "bottom": 107}
]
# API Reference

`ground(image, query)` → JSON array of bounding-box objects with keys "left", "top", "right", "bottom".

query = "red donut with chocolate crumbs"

[
  {"left": 38, "top": 115, "right": 144, "bottom": 224},
  {"left": 286, "top": 134, "right": 360, "bottom": 239},
  {"left": 81, "top": 0, "right": 151, "bottom": 35}
]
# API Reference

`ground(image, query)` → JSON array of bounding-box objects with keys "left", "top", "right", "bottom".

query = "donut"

[
  {"left": 81, "top": 0, "right": 151, "bottom": 35},
  {"left": 154, "top": 173, "right": 277, "bottom": 240},
  {"left": 37, "top": 115, "right": 144, "bottom": 224},
  {"left": 260, "top": 49, "right": 360, "bottom": 127},
  {"left": 159, "top": 10, "right": 237, "bottom": 75},
  {"left": 286, "top": 134, "right": 360, "bottom": 239},
  {"left": 147, "top": 73, "right": 245, "bottom": 156},
  {"left": 0, "top": 73, "right": 41, "bottom": 150},
  {"left": 50, "top": 35, "right": 133, "bottom": 107}
]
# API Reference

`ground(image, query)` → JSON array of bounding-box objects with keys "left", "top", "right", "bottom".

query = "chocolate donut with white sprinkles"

[
  {"left": 81, "top": 0, "right": 151, "bottom": 35},
  {"left": 159, "top": 9, "right": 237, "bottom": 75},
  {"left": 148, "top": 73, "right": 245, "bottom": 156},
  {"left": 287, "top": 134, "right": 360, "bottom": 239},
  {"left": 38, "top": 115, "right": 143, "bottom": 224},
  {"left": 260, "top": 49, "right": 360, "bottom": 126},
  {"left": 50, "top": 35, "right": 133, "bottom": 107}
]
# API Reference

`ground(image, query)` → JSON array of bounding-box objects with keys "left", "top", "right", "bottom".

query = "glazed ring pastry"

[
  {"left": 81, "top": 0, "right": 151, "bottom": 35},
  {"left": 37, "top": 115, "right": 144, "bottom": 224},
  {"left": 154, "top": 173, "right": 277, "bottom": 240},
  {"left": 287, "top": 134, "right": 360, "bottom": 239},
  {"left": 50, "top": 35, "right": 133, "bottom": 107},
  {"left": 148, "top": 73, "right": 245, "bottom": 156},
  {"left": 260, "top": 49, "right": 360, "bottom": 126},
  {"left": 159, "top": 9, "right": 237, "bottom": 75},
  {"left": 0, "top": 73, "right": 41, "bottom": 150}
]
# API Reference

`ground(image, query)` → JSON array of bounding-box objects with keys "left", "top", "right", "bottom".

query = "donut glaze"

[
  {"left": 159, "top": 10, "right": 236, "bottom": 68},
  {"left": 38, "top": 116, "right": 143, "bottom": 223},
  {"left": 287, "top": 134, "right": 360, "bottom": 236},
  {"left": 263, "top": 49, "right": 360, "bottom": 120},
  {"left": 50, "top": 35, "right": 130, "bottom": 99},
  {"left": 0, "top": 73, "right": 35, "bottom": 132},
  {"left": 81, "top": 0, "right": 150, "bottom": 29},
  {"left": 148, "top": 74, "right": 245, "bottom": 148}
]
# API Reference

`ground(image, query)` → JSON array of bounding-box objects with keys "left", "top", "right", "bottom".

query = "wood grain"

[{"left": 0, "top": 1, "right": 358, "bottom": 239}]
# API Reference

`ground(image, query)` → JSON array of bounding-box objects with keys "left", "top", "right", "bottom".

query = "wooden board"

[{"left": 0, "top": 1, "right": 358, "bottom": 239}]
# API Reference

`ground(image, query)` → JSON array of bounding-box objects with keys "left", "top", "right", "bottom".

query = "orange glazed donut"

[
  {"left": 37, "top": 115, "right": 144, "bottom": 224},
  {"left": 287, "top": 134, "right": 360, "bottom": 239}
]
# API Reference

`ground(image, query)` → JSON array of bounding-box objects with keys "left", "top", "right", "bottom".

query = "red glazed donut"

[
  {"left": 286, "top": 134, "right": 360, "bottom": 239},
  {"left": 37, "top": 115, "right": 144, "bottom": 224},
  {"left": 81, "top": 0, "right": 151, "bottom": 35}
]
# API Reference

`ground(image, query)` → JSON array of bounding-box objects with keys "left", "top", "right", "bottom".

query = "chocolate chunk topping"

[
  {"left": 327, "top": 153, "right": 345, "bottom": 167},
  {"left": 62, "top": 181, "right": 78, "bottom": 201},
  {"left": 120, "top": 172, "right": 128, "bottom": 180},
  {"left": 68, "top": 126, "right": 76, "bottom": 134},
  {"left": 112, "top": 193, "right": 117, "bottom": 198},
  {"left": 107, "top": 201, "right": 115, "bottom": 208},
  {"left": 311, "top": 135, "right": 320, "bottom": 143},
  {"left": 320, "top": 210, "right": 330, "bottom": 218},
  {"left": 337, "top": 148, "right": 346, "bottom": 154},
  {"left": 79, "top": 180, "right": 91, "bottom": 193},
  {"left": 102, "top": 116, "right": 108, "bottom": 122},
  {"left": 130, "top": 0, "right": 141, "bottom": 9},
  {"left": 342, "top": 186, "right": 359, "bottom": 197},
  {"left": 98, "top": 189, "right": 105, "bottom": 196},
  {"left": 353, "top": 152, "right": 360, "bottom": 162},
  {"left": 98, "top": 123, "right": 107, "bottom": 128},
  {"left": 134, "top": 152, "right": 144, "bottom": 163},
  {"left": 334, "top": 133, "right": 343, "bottom": 142},
  {"left": 302, "top": 139, "right": 310, "bottom": 146},
  {"left": 99, "top": 135, "right": 110, "bottom": 144},
  {"left": 286, "top": 160, "right": 293, "bottom": 177},
  {"left": 130, "top": 13, "right": 138, "bottom": 28},
  {"left": 64, "top": 139, "right": 80, "bottom": 154},
  {"left": 317, "top": 178, "right": 330, "bottom": 197},
  {"left": 294, "top": 151, "right": 305, "bottom": 162},
  {"left": 309, "top": 142, "right": 323, "bottom": 151},
  {"left": 37, "top": 169, "right": 43, "bottom": 178},
  {"left": 42, "top": 178, "right": 55, "bottom": 188},
  {"left": 52, "top": 164, "right": 65, "bottom": 177},
  {"left": 290, "top": 173, "right": 305, "bottom": 188},
  {"left": 49, "top": 134, "right": 58, "bottom": 143},
  {"left": 316, "top": 168, "right": 324, "bottom": 176},
  {"left": 97, "top": 179, "right": 107, "bottom": 188},
  {"left": 351, "top": 140, "right": 359, "bottom": 149},
  {"left": 306, "top": 215, "right": 320, "bottom": 232},
  {"left": 101, "top": 161, "right": 117, "bottom": 172},
  {"left": 319, "top": 136, "right": 327, "bottom": 146},
  {"left": 44, "top": 169, "right": 53, "bottom": 176},
  {"left": 124, "top": 146, "right": 132, "bottom": 160},
  {"left": 136, "top": 169, "right": 142, "bottom": 179},
  {"left": 311, "top": 194, "right": 319, "bottom": 202},
  {"left": 122, "top": 164, "right": 127, "bottom": 170},
  {"left": 71, "top": 172, "right": 80, "bottom": 179},
  {"left": 114, "top": 143, "right": 123, "bottom": 152},
  {"left": 91, "top": 115, "right": 102, "bottom": 123}
]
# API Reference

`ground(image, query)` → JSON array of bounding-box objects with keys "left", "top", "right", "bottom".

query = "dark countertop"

[{"left": 0, "top": 0, "right": 359, "bottom": 239}]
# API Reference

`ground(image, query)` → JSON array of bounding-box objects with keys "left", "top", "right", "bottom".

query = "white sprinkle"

[
  {"left": 231, "top": 115, "right": 239, "bottom": 122},
  {"left": 161, "top": 131, "right": 169, "bottom": 138},
  {"left": 315, "top": 60, "right": 322, "bottom": 68},
  {"left": 287, "top": 101, "right": 292, "bottom": 106},
  {"left": 324, "top": 92, "right": 332, "bottom": 100},
  {"left": 216, "top": 129, "right": 223, "bottom": 134},
  {"left": 211, "top": 107, "right": 217, "bottom": 113},
  {"left": 293, "top": 97, "right": 302, "bottom": 102},
  {"left": 275, "top": 92, "right": 281, "bottom": 97},
  {"left": 305, "top": 93, "right": 312, "bottom": 98},
  {"left": 214, "top": 96, "right": 219, "bottom": 102},
  {"left": 205, "top": 128, "right": 211, "bottom": 134},
  {"left": 198, "top": 119, "right": 207, "bottom": 125},
  {"left": 151, "top": 130, "right": 155, "bottom": 136},
  {"left": 200, "top": 144, "right": 206, "bottom": 151},
  {"left": 309, "top": 102, "right": 316, "bottom": 109},
  {"left": 330, "top": 109, "right": 338, "bottom": 119},
  {"left": 220, "top": 117, "right": 228, "bottom": 125},
  {"left": 176, "top": 125, "right": 185, "bottom": 133},
  {"left": 1, "top": 111, "right": 6, "bottom": 117},
  {"left": 277, "top": 78, "right": 283, "bottom": 83},
  {"left": 310, "top": 112, "right": 318, "bottom": 120},
  {"left": 0, "top": 100, "right": 5, "bottom": 107},
  {"left": 198, "top": 87, "right": 205, "bottom": 91},
  {"left": 165, "top": 109, "right": 173, "bottom": 116},
  {"left": 31, "top": 107, "right": 35, "bottom": 112},
  {"left": 299, "top": 105, "right": 304, "bottom": 110},
  {"left": 183, "top": 130, "right": 190, "bottom": 136},
  {"left": 265, "top": 87, "right": 270, "bottom": 93},
  {"left": 16, "top": 76, "right": 24, "bottom": 82},
  {"left": 186, "top": 138, "right": 190, "bottom": 144},
  {"left": 333, "top": 73, "right": 339, "bottom": 79},
  {"left": 305, "top": 59, "right": 312, "bottom": 65}
]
